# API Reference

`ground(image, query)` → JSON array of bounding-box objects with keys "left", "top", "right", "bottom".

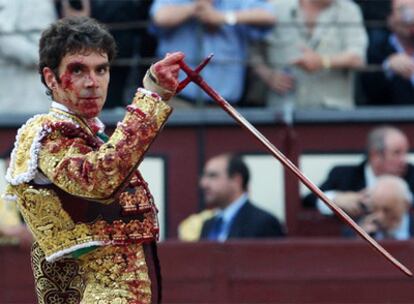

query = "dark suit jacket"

[
  {"left": 303, "top": 161, "right": 414, "bottom": 208},
  {"left": 361, "top": 33, "right": 414, "bottom": 105},
  {"left": 200, "top": 201, "right": 285, "bottom": 239}
]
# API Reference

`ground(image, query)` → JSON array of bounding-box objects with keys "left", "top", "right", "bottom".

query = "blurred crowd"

[{"left": 4, "top": 0, "right": 414, "bottom": 112}]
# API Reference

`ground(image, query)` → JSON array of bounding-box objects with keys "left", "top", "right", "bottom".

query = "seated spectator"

[
  {"left": 0, "top": 157, "right": 32, "bottom": 247},
  {"left": 361, "top": 0, "right": 414, "bottom": 105},
  {"left": 178, "top": 208, "right": 216, "bottom": 241},
  {"left": 251, "top": 0, "right": 367, "bottom": 110},
  {"left": 0, "top": 0, "right": 56, "bottom": 114},
  {"left": 150, "top": 0, "right": 276, "bottom": 107},
  {"left": 345, "top": 175, "right": 412, "bottom": 240},
  {"left": 181, "top": 154, "right": 285, "bottom": 242},
  {"left": 303, "top": 126, "right": 414, "bottom": 222},
  {"left": 0, "top": 197, "right": 32, "bottom": 247}
]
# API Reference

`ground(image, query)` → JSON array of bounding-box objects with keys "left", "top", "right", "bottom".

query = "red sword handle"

[{"left": 176, "top": 53, "right": 214, "bottom": 94}]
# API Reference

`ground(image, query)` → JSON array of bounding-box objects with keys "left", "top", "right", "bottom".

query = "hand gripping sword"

[{"left": 176, "top": 54, "right": 413, "bottom": 277}]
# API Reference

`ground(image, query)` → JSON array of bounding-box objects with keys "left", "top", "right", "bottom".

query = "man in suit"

[
  {"left": 303, "top": 126, "right": 414, "bottom": 227},
  {"left": 345, "top": 175, "right": 413, "bottom": 239},
  {"left": 362, "top": 0, "right": 414, "bottom": 105},
  {"left": 198, "top": 154, "right": 285, "bottom": 241}
]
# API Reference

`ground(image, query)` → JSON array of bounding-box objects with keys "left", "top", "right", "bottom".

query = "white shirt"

[{"left": 0, "top": 0, "right": 56, "bottom": 114}]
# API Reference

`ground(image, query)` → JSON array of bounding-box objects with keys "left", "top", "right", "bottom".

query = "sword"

[{"left": 176, "top": 54, "right": 413, "bottom": 277}]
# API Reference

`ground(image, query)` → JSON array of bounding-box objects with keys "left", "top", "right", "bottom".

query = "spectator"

[
  {"left": 353, "top": 0, "right": 391, "bottom": 46},
  {"left": 57, "top": 0, "right": 156, "bottom": 109},
  {"left": 352, "top": 0, "right": 390, "bottom": 105},
  {"left": 344, "top": 175, "right": 412, "bottom": 240},
  {"left": 178, "top": 208, "right": 216, "bottom": 241},
  {"left": 0, "top": 0, "right": 56, "bottom": 114},
  {"left": 150, "top": 0, "right": 276, "bottom": 107},
  {"left": 303, "top": 126, "right": 414, "bottom": 223},
  {"left": 194, "top": 154, "right": 285, "bottom": 241},
  {"left": 0, "top": 197, "right": 33, "bottom": 247},
  {"left": 0, "top": 156, "right": 32, "bottom": 247},
  {"left": 361, "top": 0, "right": 414, "bottom": 105},
  {"left": 252, "top": 0, "right": 367, "bottom": 110}
]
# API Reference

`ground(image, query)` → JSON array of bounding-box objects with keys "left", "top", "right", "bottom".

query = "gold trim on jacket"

[{"left": 5, "top": 89, "right": 171, "bottom": 261}]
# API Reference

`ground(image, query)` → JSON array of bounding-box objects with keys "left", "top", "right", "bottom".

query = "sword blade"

[{"left": 178, "top": 58, "right": 413, "bottom": 278}]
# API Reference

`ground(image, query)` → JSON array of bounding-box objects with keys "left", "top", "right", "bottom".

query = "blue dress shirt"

[
  {"left": 150, "top": 0, "right": 274, "bottom": 104},
  {"left": 212, "top": 193, "right": 248, "bottom": 242}
]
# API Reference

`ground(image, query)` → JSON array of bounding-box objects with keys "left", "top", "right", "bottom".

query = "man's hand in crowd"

[
  {"left": 333, "top": 189, "right": 371, "bottom": 217},
  {"left": 195, "top": 0, "right": 224, "bottom": 28},
  {"left": 266, "top": 70, "right": 295, "bottom": 95},
  {"left": 388, "top": 53, "right": 414, "bottom": 79},
  {"left": 359, "top": 213, "right": 381, "bottom": 236},
  {"left": 293, "top": 47, "right": 324, "bottom": 73}
]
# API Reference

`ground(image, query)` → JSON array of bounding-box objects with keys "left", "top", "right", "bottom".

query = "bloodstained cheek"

[
  {"left": 60, "top": 70, "right": 74, "bottom": 90},
  {"left": 60, "top": 70, "right": 83, "bottom": 109}
]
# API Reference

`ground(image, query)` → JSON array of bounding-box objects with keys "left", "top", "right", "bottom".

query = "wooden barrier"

[{"left": 2, "top": 239, "right": 414, "bottom": 303}]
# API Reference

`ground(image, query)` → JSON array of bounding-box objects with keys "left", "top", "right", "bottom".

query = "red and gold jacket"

[{"left": 4, "top": 89, "right": 171, "bottom": 262}]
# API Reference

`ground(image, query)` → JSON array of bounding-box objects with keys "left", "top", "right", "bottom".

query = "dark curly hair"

[
  {"left": 226, "top": 154, "right": 250, "bottom": 191},
  {"left": 39, "top": 16, "right": 117, "bottom": 96}
]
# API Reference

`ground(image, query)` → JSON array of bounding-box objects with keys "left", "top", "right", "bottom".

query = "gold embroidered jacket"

[{"left": 4, "top": 89, "right": 171, "bottom": 262}]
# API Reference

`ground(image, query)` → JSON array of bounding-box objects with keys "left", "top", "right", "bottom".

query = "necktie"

[{"left": 208, "top": 216, "right": 223, "bottom": 241}]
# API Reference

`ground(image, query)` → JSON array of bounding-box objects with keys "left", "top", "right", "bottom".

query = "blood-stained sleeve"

[{"left": 38, "top": 90, "right": 172, "bottom": 200}]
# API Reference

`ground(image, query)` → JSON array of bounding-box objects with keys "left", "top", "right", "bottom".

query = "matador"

[{"left": 3, "top": 16, "right": 184, "bottom": 304}]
